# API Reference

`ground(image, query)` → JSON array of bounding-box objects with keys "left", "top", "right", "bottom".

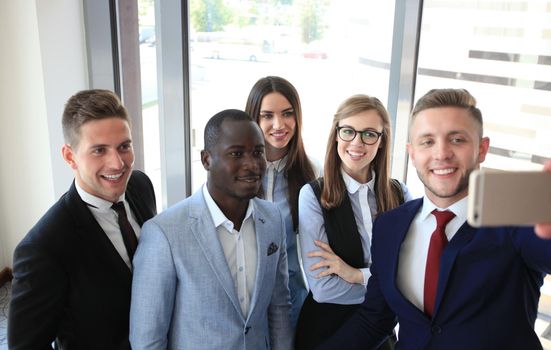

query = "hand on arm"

[{"left": 308, "top": 240, "right": 364, "bottom": 284}]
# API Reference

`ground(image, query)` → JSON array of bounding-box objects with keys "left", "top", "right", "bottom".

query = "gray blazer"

[{"left": 129, "top": 189, "right": 293, "bottom": 350}]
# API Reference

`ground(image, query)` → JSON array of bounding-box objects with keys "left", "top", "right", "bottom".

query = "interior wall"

[{"left": 0, "top": 0, "right": 88, "bottom": 268}]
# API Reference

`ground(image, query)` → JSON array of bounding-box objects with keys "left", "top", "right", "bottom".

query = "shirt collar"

[
  {"left": 341, "top": 168, "right": 376, "bottom": 194},
  {"left": 266, "top": 154, "right": 287, "bottom": 173},
  {"left": 75, "top": 180, "right": 125, "bottom": 210},
  {"left": 420, "top": 195, "right": 468, "bottom": 223},
  {"left": 202, "top": 184, "right": 255, "bottom": 233}
]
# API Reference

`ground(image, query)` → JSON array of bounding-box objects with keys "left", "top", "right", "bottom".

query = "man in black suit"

[{"left": 8, "top": 89, "right": 157, "bottom": 349}]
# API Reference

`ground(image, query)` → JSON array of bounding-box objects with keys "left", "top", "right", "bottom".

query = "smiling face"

[
  {"left": 257, "top": 92, "right": 296, "bottom": 161},
  {"left": 336, "top": 110, "right": 384, "bottom": 183},
  {"left": 62, "top": 117, "right": 134, "bottom": 203},
  {"left": 202, "top": 119, "right": 267, "bottom": 208},
  {"left": 407, "top": 106, "right": 489, "bottom": 208}
]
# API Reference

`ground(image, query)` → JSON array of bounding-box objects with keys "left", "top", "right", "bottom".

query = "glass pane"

[
  {"left": 138, "top": 0, "right": 162, "bottom": 210},
  {"left": 410, "top": 0, "right": 551, "bottom": 198},
  {"left": 413, "top": 2, "right": 551, "bottom": 346},
  {"left": 189, "top": 0, "right": 396, "bottom": 191}
]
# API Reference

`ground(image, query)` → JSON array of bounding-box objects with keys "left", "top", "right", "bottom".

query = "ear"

[
  {"left": 61, "top": 144, "right": 78, "bottom": 170},
  {"left": 200, "top": 150, "right": 211, "bottom": 171},
  {"left": 406, "top": 142, "right": 416, "bottom": 168},
  {"left": 478, "top": 137, "right": 490, "bottom": 163}
]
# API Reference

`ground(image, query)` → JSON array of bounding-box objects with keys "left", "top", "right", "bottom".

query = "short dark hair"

[
  {"left": 411, "top": 88, "right": 483, "bottom": 137},
  {"left": 203, "top": 109, "right": 253, "bottom": 152},
  {"left": 62, "top": 89, "right": 130, "bottom": 147}
]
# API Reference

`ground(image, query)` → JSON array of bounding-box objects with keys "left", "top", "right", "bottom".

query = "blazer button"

[
  {"left": 431, "top": 325, "right": 442, "bottom": 334},
  {"left": 244, "top": 326, "right": 251, "bottom": 334}
]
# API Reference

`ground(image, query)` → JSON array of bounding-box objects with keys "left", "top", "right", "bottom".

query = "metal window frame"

[{"left": 86, "top": 0, "right": 422, "bottom": 204}]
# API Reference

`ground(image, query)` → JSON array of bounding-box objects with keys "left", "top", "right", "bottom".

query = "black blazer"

[{"left": 8, "top": 170, "right": 157, "bottom": 350}]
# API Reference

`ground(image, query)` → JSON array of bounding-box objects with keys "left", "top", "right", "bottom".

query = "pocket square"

[{"left": 267, "top": 242, "right": 278, "bottom": 256}]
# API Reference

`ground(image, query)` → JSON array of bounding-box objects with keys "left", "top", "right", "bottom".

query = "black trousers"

[{"left": 295, "top": 292, "right": 396, "bottom": 350}]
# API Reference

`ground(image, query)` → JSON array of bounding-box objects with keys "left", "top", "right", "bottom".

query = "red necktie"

[
  {"left": 112, "top": 201, "right": 138, "bottom": 262},
  {"left": 423, "top": 209, "right": 455, "bottom": 317}
]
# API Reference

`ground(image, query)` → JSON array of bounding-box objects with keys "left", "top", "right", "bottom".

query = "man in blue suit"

[
  {"left": 320, "top": 88, "right": 551, "bottom": 350},
  {"left": 129, "top": 109, "right": 293, "bottom": 349}
]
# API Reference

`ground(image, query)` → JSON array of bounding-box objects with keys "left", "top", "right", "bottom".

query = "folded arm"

[{"left": 298, "top": 184, "right": 367, "bottom": 304}]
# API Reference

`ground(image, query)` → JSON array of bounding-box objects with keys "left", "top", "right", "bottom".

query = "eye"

[
  {"left": 361, "top": 130, "right": 379, "bottom": 139},
  {"left": 230, "top": 151, "right": 243, "bottom": 157},
  {"left": 253, "top": 150, "right": 265, "bottom": 157},
  {"left": 282, "top": 110, "right": 295, "bottom": 118},
  {"left": 450, "top": 137, "right": 466, "bottom": 144},
  {"left": 260, "top": 113, "right": 273, "bottom": 120},
  {"left": 341, "top": 128, "right": 355, "bottom": 135},
  {"left": 419, "top": 139, "right": 434, "bottom": 147},
  {"left": 92, "top": 147, "right": 106, "bottom": 155},
  {"left": 119, "top": 143, "right": 133, "bottom": 152}
]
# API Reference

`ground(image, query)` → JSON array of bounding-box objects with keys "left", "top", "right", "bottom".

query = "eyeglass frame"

[{"left": 336, "top": 126, "right": 383, "bottom": 145}]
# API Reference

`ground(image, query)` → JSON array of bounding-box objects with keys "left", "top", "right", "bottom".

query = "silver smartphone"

[{"left": 467, "top": 169, "right": 551, "bottom": 227}]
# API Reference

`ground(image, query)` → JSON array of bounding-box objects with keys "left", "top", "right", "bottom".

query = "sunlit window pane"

[{"left": 189, "top": 0, "right": 396, "bottom": 191}]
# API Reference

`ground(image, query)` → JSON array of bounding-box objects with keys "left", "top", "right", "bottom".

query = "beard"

[{"left": 417, "top": 164, "right": 475, "bottom": 201}]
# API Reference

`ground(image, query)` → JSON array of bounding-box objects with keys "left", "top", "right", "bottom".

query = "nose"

[
  {"left": 242, "top": 152, "right": 264, "bottom": 173},
  {"left": 433, "top": 140, "right": 452, "bottom": 160},
  {"left": 272, "top": 115, "right": 283, "bottom": 130},
  {"left": 107, "top": 150, "right": 125, "bottom": 169},
  {"left": 350, "top": 131, "right": 364, "bottom": 146}
]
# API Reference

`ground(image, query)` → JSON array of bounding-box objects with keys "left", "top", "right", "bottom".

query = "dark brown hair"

[
  {"left": 411, "top": 88, "right": 483, "bottom": 137},
  {"left": 245, "top": 76, "right": 316, "bottom": 230},
  {"left": 62, "top": 89, "right": 130, "bottom": 147},
  {"left": 321, "top": 94, "right": 402, "bottom": 214}
]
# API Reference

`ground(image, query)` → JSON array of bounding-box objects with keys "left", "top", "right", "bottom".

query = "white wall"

[{"left": 0, "top": 0, "right": 88, "bottom": 268}]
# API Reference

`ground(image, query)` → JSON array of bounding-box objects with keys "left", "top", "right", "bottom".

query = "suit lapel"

[
  {"left": 247, "top": 201, "right": 270, "bottom": 320},
  {"left": 65, "top": 183, "right": 132, "bottom": 279},
  {"left": 388, "top": 199, "right": 429, "bottom": 320},
  {"left": 189, "top": 191, "right": 244, "bottom": 318}
]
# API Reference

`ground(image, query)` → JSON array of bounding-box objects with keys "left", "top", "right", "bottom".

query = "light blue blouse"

[
  {"left": 263, "top": 156, "right": 309, "bottom": 327},
  {"left": 298, "top": 170, "right": 412, "bottom": 304}
]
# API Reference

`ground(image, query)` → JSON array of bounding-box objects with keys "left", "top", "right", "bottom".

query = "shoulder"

[
  {"left": 377, "top": 197, "right": 422, "bottom": 223},
  {"left": 17, "top": 189, "right": 76, "bottom": 253},
  {"left": 127, "top": 170, "right": 154, "bottom": 194},
  {"left": 147, "top": 189, "right": 203, "bottom": 226}
]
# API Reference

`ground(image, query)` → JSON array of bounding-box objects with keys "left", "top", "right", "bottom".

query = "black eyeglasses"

[{"left": 336, "top": 126, "right": 383, "bottom": 145}]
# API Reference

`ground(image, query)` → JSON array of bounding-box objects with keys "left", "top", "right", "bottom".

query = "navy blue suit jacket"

[{"left": 320, "top": 198, "right": 551, "bottom": 350}]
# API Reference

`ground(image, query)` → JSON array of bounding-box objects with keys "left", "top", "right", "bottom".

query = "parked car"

[{"left": 303, "top": 41, "right": 328, "bottom": 59}]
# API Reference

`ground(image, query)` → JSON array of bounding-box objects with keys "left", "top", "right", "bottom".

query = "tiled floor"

[{"left": 0, "top": 282, "right": 9, "bottom": 350}]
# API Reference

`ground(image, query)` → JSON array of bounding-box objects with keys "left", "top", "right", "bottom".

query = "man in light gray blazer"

[{"left": 129, "top": 109, "right": 293, "bottom": 350}]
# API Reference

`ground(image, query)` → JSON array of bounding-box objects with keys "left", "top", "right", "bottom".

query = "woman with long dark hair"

[{"left": 245, "top": 76, "right": 319, "bottom": 328}]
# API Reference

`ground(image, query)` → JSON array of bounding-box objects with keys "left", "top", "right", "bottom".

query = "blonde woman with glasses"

[{"left": 295, "top": 94, "right": 412, "bottom": 350}]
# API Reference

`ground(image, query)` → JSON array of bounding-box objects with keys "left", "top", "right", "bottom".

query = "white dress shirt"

[
  {"left": 202, "top": 185, "right": 257, "bottom": 316},
  {"left": 75, "top": 182, "right": 140, "bottom": 269},
  {"left": 396, "top": 196, "right": 468, "bottom": 312}
]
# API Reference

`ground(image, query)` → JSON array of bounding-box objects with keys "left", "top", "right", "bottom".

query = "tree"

[
  {"left": 299, "top": 0, "right": 329, "bottom": 43},
  {"left": 190, "top": 0, "right": 234, "bottom": 32}
]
